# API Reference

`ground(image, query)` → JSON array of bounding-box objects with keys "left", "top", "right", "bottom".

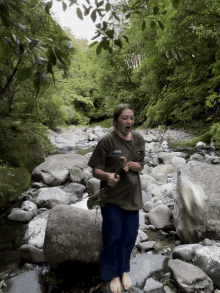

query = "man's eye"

[{"left": 122, "top": 117, "right": 134, "bottom": 120}]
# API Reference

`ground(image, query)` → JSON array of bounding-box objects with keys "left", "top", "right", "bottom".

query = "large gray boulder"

[
  {"left": 172, "top": 244, "right": 203, "bottom": 262},
  {"left": 7, "top": 208, "right": 34, "bottom": 222},
  {"left": 174, "top": 162, "right": 220, "bottom": 243},
  {"left": 193, "top": 246, "right": 220, "bottom": 288},
  {"left": 32, "top": 154, "right": 88, "bottom": 186},
  {"left": 35, "top": 187, "right": 70, "bottom": 209},
  {"left": 43, "top": 204, "right": 103, "bottom": 269},
  {"left": 168, "top": 259, "right": 213, "bottom": 293}
]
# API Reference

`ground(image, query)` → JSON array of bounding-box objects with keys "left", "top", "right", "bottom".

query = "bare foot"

[
  {"left": 122, "top": 273, "right": 132, "bottom": 291},
  {"left": 110, "top": 277, "right": 121, "bottom": 293}
]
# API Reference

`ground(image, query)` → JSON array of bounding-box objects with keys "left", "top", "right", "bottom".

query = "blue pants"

[{"left": 99, "top": 204, "right": 139, "bottom": 281}]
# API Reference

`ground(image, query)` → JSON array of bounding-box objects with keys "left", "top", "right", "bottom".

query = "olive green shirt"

[{"left": 88, "top": 130, "right": 145, "bottom": 210}]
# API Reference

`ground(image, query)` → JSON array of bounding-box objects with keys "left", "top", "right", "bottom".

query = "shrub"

[
  {"left": 210, "top": 123, "right": 220, "bottom": 149},
  {"left": 0, "top": 118, "right": 55, "bottom": 172},
  {"left": 0, "top": 167, "right": 31, "bottom": 209}
]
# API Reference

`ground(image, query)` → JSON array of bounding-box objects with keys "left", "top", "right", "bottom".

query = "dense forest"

[{"left": 1, "top": 0, "right": 220, "bottom": 204}]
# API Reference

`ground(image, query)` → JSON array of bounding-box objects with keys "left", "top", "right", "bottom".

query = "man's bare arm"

[{"left": 93, "top": 168, "right": 120, "bottom": 186}]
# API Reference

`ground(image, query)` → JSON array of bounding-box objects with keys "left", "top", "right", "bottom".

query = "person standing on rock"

[{"left": 88, "top": 103, "right": 145, "bottom": 293}]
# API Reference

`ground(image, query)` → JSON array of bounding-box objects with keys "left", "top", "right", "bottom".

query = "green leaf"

[
  {"left": 141, "top": 20, "right": 146, "bottom": 31},
  {"left": 101, "top": 38, "right": 110, "bottom": 50},
  {"left": 91, "top": 9, "right": 97, "bottom": 22},
  {"left": 91, "top": 33, "right": 100, "bottom": 40},
  {"left": 109, "top": 59, "right": 116, "bottom": 68},
  {"left": 84, "top": 7, "right": 89, "bottom": 16},
  {"left": 89, "top": 41, "right": 99, "bottom": 48},
  {"left": 86, "top": 0, "right": 90, "bottom": 4},
  {"left": 112, "top": 12, "right": 120, "bottom": 21},
  {"left": 76, "top": 7, "right": 83, "bottom": 20},
  {"left": 157, "top": 20, "right": 164, "bottom": 30},
  {"left": 69, "top": 0, "right": 77, "bottom": 6},
  {"left": 105, "top": 3, "right": 111, "bottom": 12},
  {"left": 33, "top": 71, "right": 41, "bottom": 95},
  {"left": 103, "top": 21, "right": 107, "bottom": 31},
  {"left": 0, "top": 38, "right": 9, "bottom": 63},
  {"left": 108, "top": 47, "right": 113, "bottom": 54},
  {"left": 122, "top": 35, "right": 129, "bottom": 43},
  {"left": 114, "top": 39, "right": 122, "bottom": 49},
  {"left": 106, "top": 29, "right": 114, "bottom": 39},
  {"left": 29, "top": 39, "right": 39, "bottom": 50},
  {"left": 62, "top": 1, "right": 67, "bottom": 11},
  {"left": 97, "top": 1, "right": 104, "bottom": 7},
  {"left": 16, "top": 67, "right": 32, "bottom": 82},
  {"left": 96, "top": 42, "right": 102, "bottom": 55},
  {"left": 172, "top": 0, "right": 179, "bottom": 9},
  {"left": 47, "top": 61, "right": 53, "bottom": 74},
  {"left": 125, "top": 13, "right": 130, "bottom": 19},
  {"left": 45, "top": 1, "right": 53, "bottom": 14},
  {"left": 62, "top": 53, "right": 71, "bottom": 65},
  {"left": 46, "top": 47, "right": 57, "bottom": 65},
  {"left": 54, "top": 47, "right": 65, "bottom": 65},
  {"left": 95, "top": 0, "right": 98, "bottom": 7},
  {"left": 153, "top": 6, "right": 159, "bottom": 15},
  {"left": 0, "top": 4, "right": 10, "bottom": 27},
  {"left": 47, "top": 62, "right": 55, "bottom": 85},
  {"left": 8, "top": 2, "right": 23, "bottom": 15},
  {"left": 150, "top": 21, "right": 156, "bottom": 29},
  {"left": 97, "top": 9, "right": 104, "bottom": 17}
]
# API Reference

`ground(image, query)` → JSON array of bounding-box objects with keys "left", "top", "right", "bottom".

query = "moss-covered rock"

[
  {"left": 0, "top": 167, "right": 31, "bottom": 209},
  {"left": 0, "top": 118, "right": 55, "bottom": 173}
]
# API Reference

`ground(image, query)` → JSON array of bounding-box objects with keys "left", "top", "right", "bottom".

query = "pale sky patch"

[{"left": 51, "top": 1, "right": 106, "bottom": 43}]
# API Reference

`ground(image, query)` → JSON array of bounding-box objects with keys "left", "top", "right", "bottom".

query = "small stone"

[
  {"left": 143, "top": 278, "right": 163, "bottom": 293},
  {"left": 147, "top": 225, "right": 156, "bottom": 231},
  {"left": 170, "top": 231, "right": 177, "bottom": 236},
  {"left": 136, "top": 241, "right": 155, "bottom": 252},
  {"left": 163, "top": 285, "right": 176, "bottom": 293},
  {"left": 7, "top": 208, "right": 34, "bottom": 222},
  {"left": 32, "top": 182, "right": 46, "bottom": 189},
  {"left": 21, "top": 200, "right": 37, "bottom": 212},
  {"left": 201, "top": 238, "right": 214, "bottom": 246}
]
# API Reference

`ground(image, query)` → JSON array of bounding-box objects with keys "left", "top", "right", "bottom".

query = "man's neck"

[{"left": 114, "top": 128, "right": 132, "bottom": 140}]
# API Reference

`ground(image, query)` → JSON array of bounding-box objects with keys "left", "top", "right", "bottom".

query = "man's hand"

[
  {"left": 120, "top": 156, "right": 132, "bottom": 172},
  {"left": 107, "top": 173, "right": 120, "bottom": 186},
  {"left": 120, "top": 156, "right": 143, "bottom": 172}
]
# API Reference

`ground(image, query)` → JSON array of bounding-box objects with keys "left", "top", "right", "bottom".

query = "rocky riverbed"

[{"left": 1, "top": 125, "right": 220, "bottom": 293}]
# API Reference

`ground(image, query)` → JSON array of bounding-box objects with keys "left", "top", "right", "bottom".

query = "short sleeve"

[{"left": 87, "top": 135, "right": 110, "bottom": 170}]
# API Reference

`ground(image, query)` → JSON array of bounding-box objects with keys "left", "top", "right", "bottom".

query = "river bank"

[{"left": 0, "top": 125, "right": 220, "bottom": 293}]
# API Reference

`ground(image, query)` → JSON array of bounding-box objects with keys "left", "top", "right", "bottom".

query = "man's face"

[{"left": 116, "top": 109, "right": 134, "bottom": 135}]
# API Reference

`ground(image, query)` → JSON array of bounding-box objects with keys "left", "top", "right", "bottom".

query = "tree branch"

[{"left": 0, "top": 56, "right": 22, "bottom": 99}]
